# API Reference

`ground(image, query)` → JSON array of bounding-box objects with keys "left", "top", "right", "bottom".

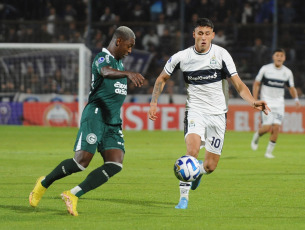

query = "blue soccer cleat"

[
  {"left": 175, "top": 197, "right": 188, "bottom": 209},
  {"left": 191, "top": 160, "right": 203, "bottom": 190}
]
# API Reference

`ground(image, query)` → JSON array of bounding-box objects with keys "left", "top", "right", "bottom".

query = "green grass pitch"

[{"left": 0, "top": 125, "right": 305, "bottom": 230}]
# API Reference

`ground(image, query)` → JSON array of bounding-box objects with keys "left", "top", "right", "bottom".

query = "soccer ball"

[{"left": 173, "top": 155, "right": 201, "bottom": 182}]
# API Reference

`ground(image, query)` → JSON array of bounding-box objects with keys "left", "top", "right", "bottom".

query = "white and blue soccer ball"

[{"left": 173, "top": 155, "right": 201, "bottom": 182}]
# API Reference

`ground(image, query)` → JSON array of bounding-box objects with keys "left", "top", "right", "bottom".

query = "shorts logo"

[
  {"left": 98, "top": 57, "right": 105, "bottom": 64},
  {"left": 86, "top": 133, "right": 97, "bottom": 144}
]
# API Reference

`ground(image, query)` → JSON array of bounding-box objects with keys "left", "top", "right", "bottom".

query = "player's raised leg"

[{"left": 61, "top": 149, "right": 123, "bottom": 216}]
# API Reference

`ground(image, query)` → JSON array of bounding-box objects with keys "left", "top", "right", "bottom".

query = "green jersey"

[{"left": 88, "top": 48, "right": 127, "bottom": 125}]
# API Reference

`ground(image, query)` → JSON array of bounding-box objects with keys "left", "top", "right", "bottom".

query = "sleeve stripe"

[{"left": 164, "top": 67, "right": 172, "bottom": 75}]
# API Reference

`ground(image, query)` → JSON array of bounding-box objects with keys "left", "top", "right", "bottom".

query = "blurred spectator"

[
  {"left": 46, "top": 7, "right": 57, "bottom": 36},
  {"left": 5, "top": 28, "right": 18, "bottom": 42},
  {"left": 279, "top": 31, "right": 296, "bottom": 62},
  {"left": 0, "top": 3, "right": 19, "bottom": 20},
  {"left": 133, "top": 28, "right": 144, "bottom": 50},
  {"left": 213, "top": 29, "right": 228, "bottom": 47},
  {"left": 251, "top": 37, "right": 270, "bottom": 72},
  {"left": 241, "top": 2, "right": 254, "bottom": 24},
  {"left": 91, "top": 30, "right": 107, "bottom": 49},
  {"left": 53, "top": 69, "right": 65, "bottom": 94},
  {"left": 38, "top": 24, "right": 52, "bottom": 43},
  {"left": 196, "top": 0, "right": 213, "bottom": 20},
  {"left": 100, "top": 6, "right": 116, "bottom": 22},
  {"left": 57, "top": 34, "right": 68, "bottom": 43},
  {"left": 214, "top": 0, "right": 229, "bottom": 23},
  {"left": 130, "top": 4, "right": 147, "bottom": 21},
  {"left": 142, "top": 28, "right": 159, "bottom": 51},
  {"left": 280, "top": 1, "right": 296, "bottom": 23},
  {"left": 65, "top": 22, "right": 78, "bottom": 41},
  {"left": 255, "top": 0, "right": 273, "bottom": 23},
  {"left": 21, "top": 27, "right": 37, "bottom": 43},
  {"left": 159, "top": 27, "right": 172, "bottom": 54},
  {"left": 156, "top": 13, "right": 166, "bottom": 37},
  {"left": 70, "top": 31, "right": 84, "bottom": 43},
  {"left": 64, "top": 4, "right": 77, "bottom": 22},
  {"left": 20, "top": 63, "right": 40, "bottom": 94},
  {"left": 150, "top": 0, "right": 163, "bottom": 22},
  {"left": 164, "top": 0, "right": 178, "bottom": 20}
]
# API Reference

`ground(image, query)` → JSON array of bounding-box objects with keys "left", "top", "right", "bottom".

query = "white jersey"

[
  {"left": 164, "top": 44, "right": 237, "bottom": 115},
  {"left": 255, "top": 63, "right": 294, "bottom": 107}
]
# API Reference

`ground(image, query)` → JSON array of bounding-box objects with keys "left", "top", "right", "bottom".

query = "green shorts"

[{"left": 73, "top": 107, "right": 125, "bottom": 154}]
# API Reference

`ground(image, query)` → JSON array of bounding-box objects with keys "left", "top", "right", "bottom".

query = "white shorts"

[
  {"left": 184, "top": 110, "right": 226, "bottom": 155},
  {"left": 261, "top": 105, "right": 284, "bottom": 125}
]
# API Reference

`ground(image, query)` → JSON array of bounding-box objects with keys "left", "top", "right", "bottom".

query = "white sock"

[
  {"left": 179, "top": 182, "right": 191, "bottom": 200},
  {"left": 266, "top": 141, "right": 276, "bottom": 155},
  {"left": 253, "top": 131, "right": 259, "bottom": 143},
  {"left": 200, "top": 161, "right": 207, "bottom": 175},
  {"left": 70, "top": 186, "right": 82, "bottom": 195}
]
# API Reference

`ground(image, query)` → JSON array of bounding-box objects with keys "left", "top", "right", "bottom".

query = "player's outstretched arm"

[
  {"left": 230, "top": 74, "right": 271, "bottom": 115},
  {"left": 289, "top": 87, "right": 301, "bottom": 109},
  {"left": 148, "top": 70, "right": 171, "bottom": 121},
  {"left": 101, "top": 66, "right": 145, "bottom": 87}
]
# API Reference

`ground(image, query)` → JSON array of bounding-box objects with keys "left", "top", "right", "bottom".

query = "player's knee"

[{"left": 187, "top": 149, "right": 200, "bottom": 159}]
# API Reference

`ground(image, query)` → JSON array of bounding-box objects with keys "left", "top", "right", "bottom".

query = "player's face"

[
  {"left": 193, "top": 26, "right": 215, "bottom": 53},
  {"left": 272, "top": 51, "right": 286, "bottom": 67},
  {"left": 117, "top": 38, "right": 135, "bottom": 59}
]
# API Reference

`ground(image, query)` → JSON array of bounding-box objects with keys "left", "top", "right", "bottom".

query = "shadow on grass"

[
  {"left": 0, "top": 204, "right": 67, "bottom": 216},
  {"left": 84, "top": 197, "right": 176, "bottom": 208}
]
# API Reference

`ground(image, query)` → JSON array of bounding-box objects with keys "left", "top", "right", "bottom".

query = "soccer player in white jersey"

[
  {"left": 251, "top": 48, "right": 300, "bottom": 158},
  {"left": 148, "top": 18, "right": 270, "bottom": 209}
]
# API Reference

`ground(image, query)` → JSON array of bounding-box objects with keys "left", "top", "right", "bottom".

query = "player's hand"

[
  {"left": 148, "top": 104, "right": 158, "bottom": 121},
  {"left": 127, "top": 72, "right": 145, "bottom": 87},
  {"left": 253, "top": 100, "right": 271, "bottom": 115},
  {"left": 295, "top": 100, "right": 301, "bottom": 109}
]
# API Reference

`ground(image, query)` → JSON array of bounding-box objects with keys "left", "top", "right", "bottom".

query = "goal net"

[{"left": 0, "top": 43, "right": 92, "bottom": 126}]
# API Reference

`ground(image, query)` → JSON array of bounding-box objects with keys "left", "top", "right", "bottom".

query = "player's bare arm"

[
  {"left": 230, "top": 74, "right": 270, "bottom": 115},
  {"left": 252, "top": 80, "right": 261, "bottom": 100},
  {"left": 101, "top": 66, "right": 145, "bottom": 87},
  {"left": 148, "top": 70, "right": 171, "bottom": 120},
  {"left": 289, "top": 86, "right": 301, "bottom": 108}
]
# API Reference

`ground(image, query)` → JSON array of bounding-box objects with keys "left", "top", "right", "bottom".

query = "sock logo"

[
  {"left": 86, "top": 133, "right": 97, "bottom": 144},
  {"left": 102, "top": 170, "right": 109, "bottom": 179},
  {"left": 62, "top": 166, "right": 67, "bottom": 174}
]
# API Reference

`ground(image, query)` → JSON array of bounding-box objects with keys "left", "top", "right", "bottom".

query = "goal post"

[{"left": 0, "top": 43, "right": 92, "bottom": 126}]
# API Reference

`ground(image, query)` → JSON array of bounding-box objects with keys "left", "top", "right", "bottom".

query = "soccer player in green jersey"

[{"left": 29, "top": 26, "right": 145, "bottom": 216}]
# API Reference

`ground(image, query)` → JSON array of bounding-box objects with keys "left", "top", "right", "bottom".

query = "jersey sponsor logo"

[
  {"left": 187, "top": 72, "right": 217, "bottom": 81},
  {"left": 184, "top": 69, "right": 222, "bottom": 85},
  {"left": 86, "top": 133, "right": 97, "bottom": 144},
  {"left": 114, "top": 82, "right": 127, "bottom": 95},
  {"left": 98, "top": 57, "right": 105, "bottom": 64},
  {"left": 262, "top": 78, "right": 286, "bottom": 88}
]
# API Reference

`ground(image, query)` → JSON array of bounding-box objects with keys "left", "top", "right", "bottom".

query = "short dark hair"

[
  {"left": 194, "top": 18, "right": 214, "bottom": 31},
  {"left": 273, "top": 48, "right": 285, "bottom": 55}
]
